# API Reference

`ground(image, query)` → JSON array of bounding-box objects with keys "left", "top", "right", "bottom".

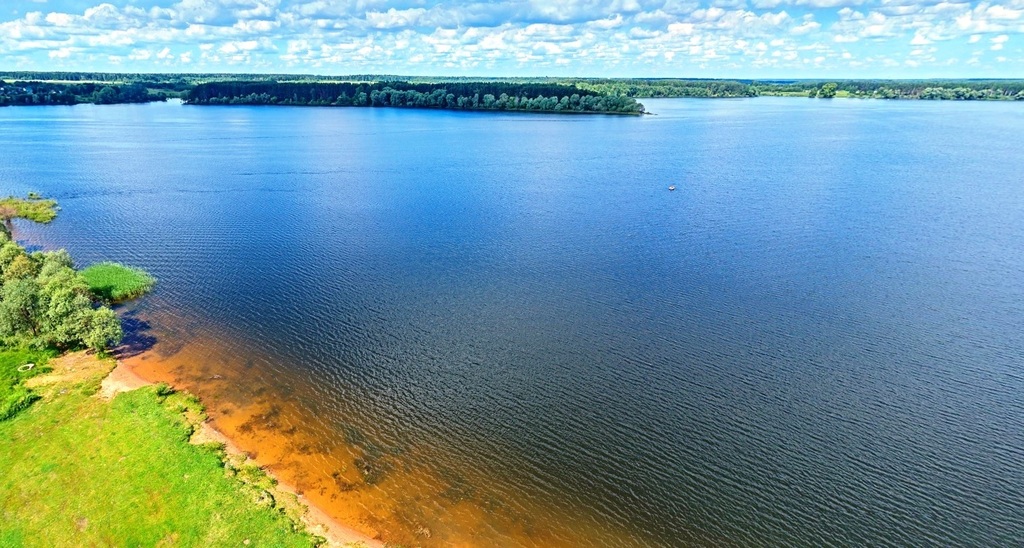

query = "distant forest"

[
  {"left": 754, "top": 79, "right": 1024, "bottom": 100},
  {"left": 2, "top": 72, "right": 1023, "bottom": 109},
  {"left": 0, "top": 81, "right": 167, "bottom": 106},
  {"left": 186, "top": 81, "right": 646, "bottom": 114},
  {"left": 569, "top": 78, "right": 1024, "bottom": 100}
]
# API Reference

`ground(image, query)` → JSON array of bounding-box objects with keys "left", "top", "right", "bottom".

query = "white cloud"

[
  {"left": 791, "top": 20, "right": 821, "bottom": 35},
  {"left": 365, "top": 8, "right": 427, "bottom": 29},
  {"left": 129, "top": 48, "right": 153, "bottom": 60},
  {"left": 0, "top": 0, "right": 1019, "bottom": 75}
]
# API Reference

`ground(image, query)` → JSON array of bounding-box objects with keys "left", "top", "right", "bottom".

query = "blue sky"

[{"left": 1, "top": 0, "right": 1020, "bottom": 77}]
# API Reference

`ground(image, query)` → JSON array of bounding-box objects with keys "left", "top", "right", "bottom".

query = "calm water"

[{"left": 2, "top": 98, "right": 1023, "bottom": 546}]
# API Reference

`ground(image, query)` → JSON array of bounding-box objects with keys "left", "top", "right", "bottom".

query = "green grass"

[
  {"left": 0, "top": 349, "right": 53, "bottom": 421},
  {"left": 0, "top": 379, "right": 320, "bottom": 547},
  {"left": 0, "top": 196, "right": 58, "bottom": 224},
  {"left": 80, "top": 262, "right": 156, "bottom": 302}
]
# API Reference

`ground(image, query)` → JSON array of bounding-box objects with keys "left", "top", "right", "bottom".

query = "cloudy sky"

[{"left": 1, "top": 0, "right": 1020, "bottom": 77}]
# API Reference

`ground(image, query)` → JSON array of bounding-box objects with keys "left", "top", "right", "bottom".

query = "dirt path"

[{"left": 26, "top": 350, "right": 115, "bottom": 390}]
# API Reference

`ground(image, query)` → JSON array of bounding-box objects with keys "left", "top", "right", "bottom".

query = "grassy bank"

[
  {"left": 0, "top": 349, "right": 53, "bottom": 421},
  {"left": 80, "top": 262, "right": 156, "bottom": 302},
  {"left": 0, "top": 351, "right": 321, "bottom": 547}
]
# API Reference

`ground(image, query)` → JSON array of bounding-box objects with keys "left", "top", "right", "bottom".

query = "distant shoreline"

[{"left": 3, "top": 74, "right": 1022, "bottom": 110}]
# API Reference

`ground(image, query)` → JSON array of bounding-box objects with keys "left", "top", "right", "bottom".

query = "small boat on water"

[{"left": 668, "top": 185, "right": 676, "bottom": 191}]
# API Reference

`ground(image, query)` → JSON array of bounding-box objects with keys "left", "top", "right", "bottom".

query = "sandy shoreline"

[
  {"left": 99, "top": 359, "right": 383, "bottom": 547},
  {"left": 8, "top": 225, "right": 382, "bottom": 546}
]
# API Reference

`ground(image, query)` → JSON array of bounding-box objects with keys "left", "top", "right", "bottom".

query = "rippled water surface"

[{"left": 2, "top": 98, "right": 1023, "bottom": 546}]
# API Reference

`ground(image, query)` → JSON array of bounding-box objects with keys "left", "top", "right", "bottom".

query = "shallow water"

[{"left": 3, "top": 98, "right": 1023, "bottom": 546}]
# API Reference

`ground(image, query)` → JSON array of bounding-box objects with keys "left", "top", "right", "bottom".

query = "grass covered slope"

[
  {"left": 0, "top": 365, "right": 318, "bottom": 547},
  {"left": 0, "top": 349, "right": 52, "bottom": 421},
  {"left": 80, "top": 262, "right": 155, "bottom": 302}
]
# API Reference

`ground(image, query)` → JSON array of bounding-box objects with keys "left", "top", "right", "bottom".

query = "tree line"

[
  {"left": 0, "top": 82, "right": 167, "bottom": 106},
  {"left": 572, "top": 78, "right": 758, "bottom": 98},
  {"left": 186, "top": 81, "right": 646, "bottom": 114},
  {"left": 4, "top": 72, "right": 1024, "bottom": 106},
  {"left": 574, "top": 77, "right": 1024, "bottom": 100},
  {"left": 765, "top": 79, "right": 1024, "bottom": 100}
]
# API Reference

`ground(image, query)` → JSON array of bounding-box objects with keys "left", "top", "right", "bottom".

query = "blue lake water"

[{"left": 2, "top": 98, "right": 1023, "bottom": 546}]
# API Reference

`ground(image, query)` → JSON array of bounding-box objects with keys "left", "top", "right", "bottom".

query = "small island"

[
  {"left": 0, "top": 194, "right": 59, "bottom": 229},
  {"left": 184, "top": 80, "right": 647, "bottom": 114}
]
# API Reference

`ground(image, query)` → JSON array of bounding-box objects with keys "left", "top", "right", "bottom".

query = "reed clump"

[
  {"left": 0, "top": 195, "right": 58, "bottom": 225},
  {"left": 81, "top": 262, "right": 156, "bottom": 302}
]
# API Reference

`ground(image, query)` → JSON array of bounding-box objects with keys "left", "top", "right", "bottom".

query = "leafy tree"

[
  {"left": 0, "top": 248, "right": 127, "bottom": 350},
  {"left": 819, "top": 83, "right": 838, "bottom": 98},
  {"left": 93, "top": 86, "right": 119, "bottom": 104},
  {"left": 0, "top": 279, "right": 40, "bottom": 338},
  {"left": 4, "top": 255, "right": 37, "bottom": 282},
  {"left": 39, "top": 249, "right": 73, "bottom": 271},
  {"left": 82, "top": 307, "right": 123, "bottom": 352},
  {"left": 0, "top": 241, "right": 25, "bottom": 275},
  {"left": 36, "top": 263, "right": 93, "bottom": 348}
]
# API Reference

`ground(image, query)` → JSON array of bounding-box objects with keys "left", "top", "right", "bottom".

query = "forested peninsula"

[
  {"left": 2, "top": 72, "right": 1023, "bottom": 110},
  {"left": 186, "top": 81, "right": 646, "bottom": 113}
]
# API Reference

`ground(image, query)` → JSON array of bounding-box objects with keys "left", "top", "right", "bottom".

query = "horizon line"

[{"left": 3, "top": 70, "right": 1024, "bottom": 82}]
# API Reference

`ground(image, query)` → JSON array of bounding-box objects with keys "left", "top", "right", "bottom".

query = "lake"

[{"left": 2, "top": 97, "right": 1023, "bottom": 546}]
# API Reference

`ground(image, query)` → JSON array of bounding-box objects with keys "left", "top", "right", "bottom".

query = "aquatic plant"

[
  {"left": 0, "top": 194, "right": 58, "bottom": 228},
  {"left": 81, "top": 262, "right": 156, "bottom": 302},
  {"left": 354, "top": 453, "right": 394, "bottom": 486}
]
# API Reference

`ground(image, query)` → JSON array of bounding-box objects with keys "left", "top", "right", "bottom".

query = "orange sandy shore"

[{"left": 99, "top": 359, "right": 383, "bottom": 548}]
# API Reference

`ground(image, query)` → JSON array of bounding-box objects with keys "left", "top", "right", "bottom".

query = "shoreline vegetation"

[
  {"left": 0, "top": 198, "right": 123, "bottom": 353},
  {"left": 0, "top": 196, "right": 374, "bottom": 546},
  {"left": 81, "top": 262, "right": 157, "bottom": 303},
  {"left": 0, "top": 195, "right": 58, "bottom": 227},
  {"left": 2, "top": 72, "right": 1022, "bottom": 112}
]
